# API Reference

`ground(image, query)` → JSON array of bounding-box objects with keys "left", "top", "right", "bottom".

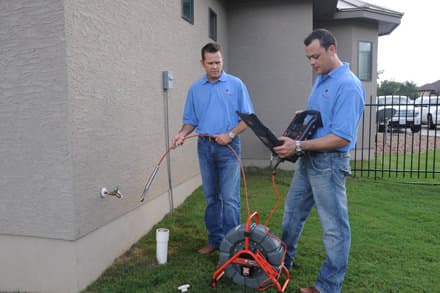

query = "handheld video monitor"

[
  {"left": 237, "top": 110, "right": 322, "bottom": 165},
  {"left": 236, "top": 112, "right": 283, "bottom": 152}
]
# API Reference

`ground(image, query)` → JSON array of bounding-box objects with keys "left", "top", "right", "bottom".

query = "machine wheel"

[
  {"left": 428, "top": 114, "right": 436, "bottom": 130},
  {"left": 410, "top": 123, "right": 421, "bottom": 133},
  {"left": 218, "top": 223, "right": 285, "bottom": 289},
  {"left": 378, "top": 124, "right": 385, "bottom": 133}
]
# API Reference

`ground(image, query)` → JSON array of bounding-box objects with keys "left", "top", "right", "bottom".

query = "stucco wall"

[
  {"left": 0, "top": 0, "right": 226, "bottom": 291},
  {"left": 0, "top": 0, "right": 228, "bottom": 242},
  {"left": 0, "top": 0, "right": 75, "bottom": 239},
  {"left": 227, "top": 0, "right": 313, "bottom": 168},
  {"left": 65, "top": 0, "right": 229, "bottom": 240}
]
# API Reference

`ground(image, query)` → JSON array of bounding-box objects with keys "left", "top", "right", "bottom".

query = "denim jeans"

[
  {"left": 281, "top": 151, "right": 351, "bottom": 293},
  {"left": 197, "top": 137, "right": 241, "bottom": 248}
]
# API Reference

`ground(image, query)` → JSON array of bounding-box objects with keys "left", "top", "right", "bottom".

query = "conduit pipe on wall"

[{"left": 162, "top": 71, "right": 174, "bottom": 212}]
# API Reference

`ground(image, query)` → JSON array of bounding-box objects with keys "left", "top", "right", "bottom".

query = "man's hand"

[
  {"left": 215, "top": 133, "right": 232, "bottom": 145},
  {"left": 172, "top": 124, "right": 195, "bottom": 149},
  {"left": 172, "top": 133, "right": 186, "bottom": 149},
  {"left": 273, "top": 137, "right": 296, "bottom": 158}
]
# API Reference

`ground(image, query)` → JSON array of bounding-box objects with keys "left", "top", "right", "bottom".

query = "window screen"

[
  {"left": 358, "top": 41, "right": 372, "bottom": 81},
  {"left": 209, "top": 9, "right": 217, "bottom": 41},
  {"left": 182, "top": 0, "right": 194, "bottom": 24}
]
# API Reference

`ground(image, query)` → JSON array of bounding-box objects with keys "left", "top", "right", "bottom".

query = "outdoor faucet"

[{"left": 100, "top": 187, "right": 123, "bottom": 199}]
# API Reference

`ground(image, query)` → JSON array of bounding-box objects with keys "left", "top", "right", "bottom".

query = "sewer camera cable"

[{"left": 140, "top": 133, "right": 284, "bottom": 226}]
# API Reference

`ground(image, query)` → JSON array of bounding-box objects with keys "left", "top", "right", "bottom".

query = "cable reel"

[
  {"left": 212, "top": 212, "right": 290, "bottom": 292},
  {"left": 219, "top": 222, "right": 285, "bottom": 288}
]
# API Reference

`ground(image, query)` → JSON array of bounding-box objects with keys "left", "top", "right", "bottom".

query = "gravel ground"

[{"left": 375, "top": 130, "right": 440, "bottom": 155}]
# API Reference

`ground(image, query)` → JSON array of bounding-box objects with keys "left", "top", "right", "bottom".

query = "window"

[
  {"left": 358, "top": 41, "right": 372, "bottom": 81},
  {"left": 182, "top": 0, "right": 194, "bottom": 24},
  {"left": 209, "top": 8, "right": 217, "bottom": 41}
]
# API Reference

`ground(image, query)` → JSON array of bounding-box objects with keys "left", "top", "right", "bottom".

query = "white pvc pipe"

[{"left": 156, "top": 228, "right": 169, "bottom": 264}]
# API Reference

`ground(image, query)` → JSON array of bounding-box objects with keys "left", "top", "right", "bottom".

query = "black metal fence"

[{"left": 352, "top": 95, "right": 440, "bottom": 179}]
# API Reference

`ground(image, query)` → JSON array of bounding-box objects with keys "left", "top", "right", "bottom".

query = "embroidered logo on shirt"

[{"left": 223, "top": 88, "right": 233, "bottom": 96}]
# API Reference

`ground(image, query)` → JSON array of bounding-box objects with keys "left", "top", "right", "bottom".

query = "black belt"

[
  {"left": 308, "top": 150, "right": 345, "bottom": 156},
  {"left": 199, "top": 136, "right": 217, "bottom": 142}
]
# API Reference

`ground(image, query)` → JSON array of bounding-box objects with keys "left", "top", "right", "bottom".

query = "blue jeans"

[
  {"left": 282, "top": 151, "right": 351, "bottom": 293},
  {"left": 197, "top": 137, "right": 241, "bottom": 248}
]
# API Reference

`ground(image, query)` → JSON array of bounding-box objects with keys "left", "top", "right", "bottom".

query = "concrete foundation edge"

[{"left": 0, "top": 175, "right": 201, "bottom": 293}]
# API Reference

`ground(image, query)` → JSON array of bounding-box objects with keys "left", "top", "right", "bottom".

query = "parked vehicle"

[
  {"left": 376, "top": 95, "right": 421, "bottom": 133},
  {"left": 414, "top": 96, "right": 440, "bottom": 129}
]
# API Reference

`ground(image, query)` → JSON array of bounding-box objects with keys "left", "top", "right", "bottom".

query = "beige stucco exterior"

[
  {"left": 227, "top": 0, "right": 313, "bottom": 168},
  {"left": 0, "top": 0, "right": 400, "bottom": 291}
]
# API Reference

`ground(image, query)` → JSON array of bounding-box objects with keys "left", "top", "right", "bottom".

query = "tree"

[
  {"left": 377, "top": 80, "right": 418, "bottom": 99},
  {"left": 400, "top": 81, "right": 419, "bottom": 98}
]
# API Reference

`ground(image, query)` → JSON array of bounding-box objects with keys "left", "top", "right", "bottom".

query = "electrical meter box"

[{"left": 162, "top": 71, "right": 174, "bottom": 90}]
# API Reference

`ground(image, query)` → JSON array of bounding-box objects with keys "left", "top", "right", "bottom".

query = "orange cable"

[
  {"left": 146, "top": 133, "right": 285, "bottom": 220},
  {"left": 264, "top": 170, "right": 282, "bottom": 226}
]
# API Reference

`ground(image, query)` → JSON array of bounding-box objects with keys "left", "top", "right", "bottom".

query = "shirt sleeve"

[
  {"left": 330, "top": 82, "right": 364, "bottom": 143},
  {"left": 182, "top": 87, "right": 198, "bottom": 126},
  {"left": 237, "top": 81, "right": 254, "bottom": 115}
]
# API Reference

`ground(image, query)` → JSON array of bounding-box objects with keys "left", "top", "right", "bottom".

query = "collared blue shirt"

[
  {"left": 182, "top": 71, "right": 254, "bottom": 135},
  {"left": 307, "top": 62, "right": 365, "bottom": 151}
]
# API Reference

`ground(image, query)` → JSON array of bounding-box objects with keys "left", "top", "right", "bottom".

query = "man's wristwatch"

[
  {"left": 228, "top": 131, "right": 236, "bottom": 140},
  {"left": 295, "top": 140, "right": 304, "bottom": 156}
]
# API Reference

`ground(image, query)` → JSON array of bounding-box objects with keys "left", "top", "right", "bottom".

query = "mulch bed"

[{"left": 375, "top": 130, "right": 440, "bottom": 155}]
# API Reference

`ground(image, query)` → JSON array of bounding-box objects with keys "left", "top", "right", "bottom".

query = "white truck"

[
  {"left": 414, "top": 96, "right": 440, "bottom": 129},
  {"left": 376, "top": 95, "right": 421, "bottom": 133}
]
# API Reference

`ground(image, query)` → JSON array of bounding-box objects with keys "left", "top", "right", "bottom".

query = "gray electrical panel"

[{"left": 162, "top": 71, "right": 174, "bottom": 90}]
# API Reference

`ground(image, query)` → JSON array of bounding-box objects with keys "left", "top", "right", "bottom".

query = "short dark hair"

[
  {"left": 201, "top": 43, "right": 221, "bottom": 60},
  {"left": 304, "top": 29, "right": 337, "bottom": 50}
]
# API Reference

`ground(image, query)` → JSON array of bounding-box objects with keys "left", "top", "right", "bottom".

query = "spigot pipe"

[{"left": 140, "top": 165, "right": 160, "bottom": 202}]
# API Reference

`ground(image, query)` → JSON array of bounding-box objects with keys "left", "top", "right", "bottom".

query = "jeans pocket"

[
  {"left": 334, "top": 155, "right": 351, "bottom": 186},
  {"left": 310, "top": 155, "right": 331, "bottom": 173},
  {"left": 340, "top": 165, "right": 351, "bottom": 177},
  {"left": 338, "top": 153, "right": 352, "bottom": 176}
]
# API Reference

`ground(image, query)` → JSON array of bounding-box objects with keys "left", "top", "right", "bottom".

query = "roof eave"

[{"left": 333, "top": 7, "right": 403, "bottom": 36}]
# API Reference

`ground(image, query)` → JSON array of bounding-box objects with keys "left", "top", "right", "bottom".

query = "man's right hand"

[
  {"left": 273, "top": 136, "right": 296, "bottom": 158},
  {"left": 172, "top": 133, "right": 186, "bottom": 149}
]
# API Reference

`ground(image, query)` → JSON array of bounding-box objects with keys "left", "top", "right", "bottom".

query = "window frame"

[
  {"left": 358, "top": 40, "right": 373, "bottom": 81},
  {"left": 181, "top": 0, "right": 194, "bottom": 24},
  {"left": 209, "top": 8, "right": 217, "bottom": 41}
]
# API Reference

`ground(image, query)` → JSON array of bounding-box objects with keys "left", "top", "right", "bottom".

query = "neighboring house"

[
  {"left": 418, "top": 80, "right": 440, "bottom": 96},
  {"left": 0, "top": 0, "right": 402, "bottom": 292}
]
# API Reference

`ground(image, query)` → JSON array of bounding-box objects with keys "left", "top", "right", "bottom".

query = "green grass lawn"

[
  {"left": 83, "top": 168, "right": 439, "bottom": 292},
  {"left": 352, "top": 149, "right": 440, "bottom": 181}
]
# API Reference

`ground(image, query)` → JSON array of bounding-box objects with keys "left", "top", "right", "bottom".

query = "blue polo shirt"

[
  {"left": 182, "top": 71, "right": 254, "bottom": 135},
  {"left": 307, "top": 63, "right": 365, "bottom": 151}
]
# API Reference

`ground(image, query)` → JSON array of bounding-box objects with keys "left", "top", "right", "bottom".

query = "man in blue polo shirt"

[
  {"left": 172, "top": 43, "right": 254, "bottom": 255},
  {"left": 273, "top": 29, "right": 365, "bottom": 293}
]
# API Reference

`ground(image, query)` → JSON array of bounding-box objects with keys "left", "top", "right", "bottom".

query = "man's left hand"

[{"left": 215, "top": 133, "right": 232, "bottom": 145}]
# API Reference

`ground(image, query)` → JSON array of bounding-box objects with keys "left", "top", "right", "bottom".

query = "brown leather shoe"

[
  {"left": 298, "top": 286, "right": 320, "bottom": 293},
  {"left": 197, "top": 245, "right": 216, "bottom": 255}
]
